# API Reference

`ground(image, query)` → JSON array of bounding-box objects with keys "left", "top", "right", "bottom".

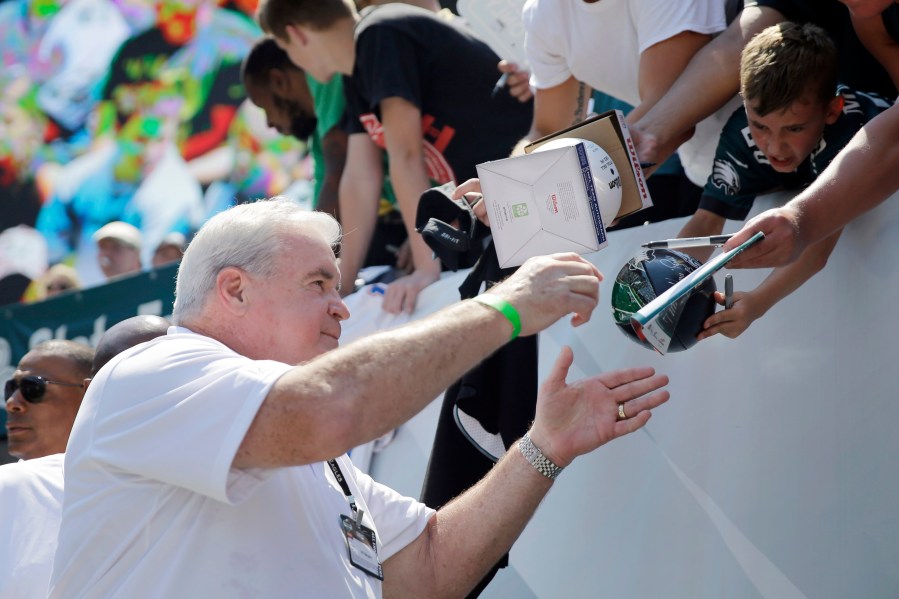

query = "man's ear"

[
  {"left": 825, "top": 95, "right": 844, "bottom": 125},
  {"left": 285, "top": 23, "right": 309, "bottom": 47},
  {"left": 216, "top": 266, "right": 252, "bottom": 316}
]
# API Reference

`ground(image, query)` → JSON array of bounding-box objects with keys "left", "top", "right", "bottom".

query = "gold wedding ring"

[{"left": 618, "top": 404, "right": 627, "bottom": 421}]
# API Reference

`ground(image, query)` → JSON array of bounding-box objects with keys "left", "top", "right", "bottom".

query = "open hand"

[{"left": 528, "top": 347, "right": 670, "bottom": 467}]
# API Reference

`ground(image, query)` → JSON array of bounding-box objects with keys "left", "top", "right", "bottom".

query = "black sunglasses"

[{"left": 4, "top": 375, "right": 84, "bottom": 403}]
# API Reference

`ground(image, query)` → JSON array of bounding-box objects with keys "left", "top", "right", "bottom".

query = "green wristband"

[{"left": 473, "top": 293, "right": 521, "bottom": 340}]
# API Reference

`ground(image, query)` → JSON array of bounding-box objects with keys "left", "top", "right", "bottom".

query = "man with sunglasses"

[
  {"left": 4, "top": 340, "right": 92, "bottom": 462},
  {"left": 0, "top": 318, "right": 168, "bottom": 598},
  {"left": 0, "top": 340, "right": 91, "bottom": 598}
]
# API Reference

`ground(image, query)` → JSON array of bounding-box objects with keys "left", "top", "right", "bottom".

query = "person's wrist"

[
  {"left": 471, "top": 293, "right": 521, "bottom": 340},
  {"left": 413, "top": 254, "right": 441, "bottom": 275},
  {"left": 526, "top": 427, "right": 571, "bottom": 469}
]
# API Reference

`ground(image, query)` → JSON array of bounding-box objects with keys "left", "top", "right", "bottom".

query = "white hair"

[{"left": 172, "top": 197, "right": 341, "bottom": 323}]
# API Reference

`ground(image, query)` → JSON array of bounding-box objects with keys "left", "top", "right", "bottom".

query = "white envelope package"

[{"left": 477, "top": 142, "right": 611, "bottom": 268}]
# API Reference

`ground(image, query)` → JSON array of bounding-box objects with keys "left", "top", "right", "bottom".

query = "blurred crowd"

[
  {"left": 2, "top": 0, "right": 899, "bottom": 597},
  {"left": 0, "top": 0, "right": 308, "bottom": 302}
]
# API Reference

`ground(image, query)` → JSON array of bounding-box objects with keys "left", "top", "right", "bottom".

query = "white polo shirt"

[
  {"left": 50, "top": 328, "right": 433, "bottom": 598},
  {"left": 0, "top": 454, "right": 65, "bottom": 599}
]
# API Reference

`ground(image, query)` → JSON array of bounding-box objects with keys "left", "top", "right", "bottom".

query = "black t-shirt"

[
  {"left": 343, "top": 4, "right": 533, "bottom": 183},
  {"left": 747, "top": 0, "right": 897, "bottom": 98}
]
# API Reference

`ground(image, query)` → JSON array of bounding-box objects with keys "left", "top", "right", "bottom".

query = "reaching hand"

[
  {"left": 489, "top": 253, "right": 604, "bottom": 334},
  {"left": 497, "top": 60, "right": 533, "bottom": 103},
  {"left": 382, "top": 266, "right": 441, "bottom": 315},
  {"left": 528, "top": 347, "right": 670, "bottom": 468},
  {"left": 629, "top": 117, "right": 695, "bottom": 178},
  {"left": 723, "top": 207, "right": 802, "bottom": 269},
  {"left": 452, "top": 178, "right": 490, "bottom": 226},
  {"left": 696, "top": 290, "right": 763, "bottom": 341}
]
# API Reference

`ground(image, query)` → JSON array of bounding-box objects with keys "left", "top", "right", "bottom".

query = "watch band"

[{"left": 518, "top": 433, "right": 563, "bottom": 480}]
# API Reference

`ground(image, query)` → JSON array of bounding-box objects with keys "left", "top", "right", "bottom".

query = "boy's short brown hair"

[
  {"left": 740, "top": 22, "right": 838, "bottom": 117},
  {"left": 257, "top": 0, "right": 354, "bottom": 40}
]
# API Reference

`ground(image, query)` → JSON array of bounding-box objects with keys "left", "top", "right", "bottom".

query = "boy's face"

[{"left": 744, "top": 93, "right": 843, "bottom": 173}]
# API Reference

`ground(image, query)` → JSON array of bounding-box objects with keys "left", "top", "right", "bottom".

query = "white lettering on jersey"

[
  {"left": 842, "top": 91, "right": 862, "bottom": 116},
  {"left": 741, "top": 125, "right": 770, "bottom": 166}
]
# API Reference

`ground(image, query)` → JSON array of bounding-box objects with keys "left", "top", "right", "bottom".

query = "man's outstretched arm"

[
  {"left": 631, "top": 5, "right": 784, "bottom": 167},
  {"left": 383, "top": 347, "right": 669, "bottom": 598},
  {"left": 235, "top": 253, "right": 604, "bottom": 468}
]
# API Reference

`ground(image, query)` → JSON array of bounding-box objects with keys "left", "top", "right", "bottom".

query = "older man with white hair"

[{"left": 51, "top": 198, "right": 669, "bottom": 598}]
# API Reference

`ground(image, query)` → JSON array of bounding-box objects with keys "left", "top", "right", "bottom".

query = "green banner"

[{"left": 1, "top": 264, "right": 178, "bottom": 437}]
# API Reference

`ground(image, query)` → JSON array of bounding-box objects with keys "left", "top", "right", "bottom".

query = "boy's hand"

[{"left": 696, "top": 290, "right": 764, "bottom": 340}]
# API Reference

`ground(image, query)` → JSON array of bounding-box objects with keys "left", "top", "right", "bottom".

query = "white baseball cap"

[{"left": 93, "top": 221, "right": 142, "bottom": 250}]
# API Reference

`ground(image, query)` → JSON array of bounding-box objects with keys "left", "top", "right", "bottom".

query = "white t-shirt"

[
  {"left": 523, "top": 0, "right": 741, "bottom": 186},
  {"left": 50, "top": 327, "right": 434, "bottom": 598},
  {"left": 0, "top": 454, "right": 65, "bottom": 599}
]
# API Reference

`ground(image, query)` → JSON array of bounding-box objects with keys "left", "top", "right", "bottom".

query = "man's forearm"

[
  {"left": 337, "top": 173, "right": 381, "bottom": 289},
  {"left": 388, "top": 152, "right": 440, "bottom": 271},
  {"left": 238, "top": 299, "right": 513, "bottom": 467},
  {"left": 318, "top": 128, "right": 348, "bottom": 219},
  {"left": 633, "top": 6, "right": 783, "bottom": 162},
  {"left": 236, "top": 252, "right": 603, "bottom": 468},
  {"left": 749, "top": 230, "right": 842, "bottom": 317},
  {"left": 384, "top": 436, "right": 553, "bottom": 598},
  {"left": 793, "top": 105, "right": 899, "bottom": 249}
]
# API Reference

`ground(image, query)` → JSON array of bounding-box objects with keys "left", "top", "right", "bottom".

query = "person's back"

[
  {"left": 345, "top": 3, "right": 532, "bottom": 182},
  {"left": 258, "top": 0, "right": 534, "bottom": 313}
]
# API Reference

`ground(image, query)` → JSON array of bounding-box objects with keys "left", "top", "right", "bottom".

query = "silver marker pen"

[{"left": 641, "top": 234, "right": 734, "bottom": 249}]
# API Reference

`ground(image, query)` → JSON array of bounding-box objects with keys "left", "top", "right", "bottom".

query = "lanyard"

[{"left": 327, "top": 459, "right": 358, "bottom": 515}]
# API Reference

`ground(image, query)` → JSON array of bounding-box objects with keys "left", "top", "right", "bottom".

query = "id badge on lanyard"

[{"left": 328, "top": 459, "right": 384, "bottom": 580}]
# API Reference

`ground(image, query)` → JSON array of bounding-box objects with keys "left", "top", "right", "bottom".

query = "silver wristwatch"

[{"left": 518, "top": 433, "right": 563, "bottom": 480}]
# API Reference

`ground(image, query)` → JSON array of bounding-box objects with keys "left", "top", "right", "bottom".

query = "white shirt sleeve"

[
  {"left": 522, "top": 0, "right": 573, "bottom": 90},
  {"left": 349, "top": 457, "right": 435, "bottom": 561},
  {"left": 631, "top": 0, "right": 727, "bottom": 55},
  {"left": 80, "top": 334, "right": 292, "bottom": 504}
]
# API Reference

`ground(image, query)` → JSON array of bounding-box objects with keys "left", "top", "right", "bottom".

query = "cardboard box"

[
  {"left": 476, "top": 142, "right": 609, "bottom": 268},
  {"left": 525, "top": 110, "right": 653, "bottom": 220}
]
